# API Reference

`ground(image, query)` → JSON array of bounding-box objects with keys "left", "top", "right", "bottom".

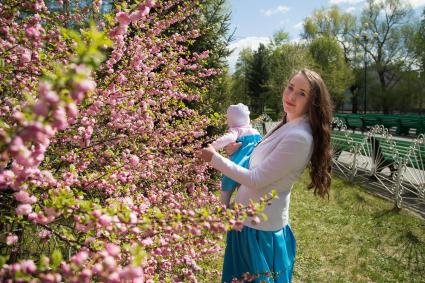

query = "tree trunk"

[
  {"left": 378, "top": 70, "right": 390, "bottom": 114},
  {"left": 351, "top": 93, "right": 358, "bottom": 114}
]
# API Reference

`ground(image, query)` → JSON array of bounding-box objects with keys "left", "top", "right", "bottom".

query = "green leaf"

[
  {"left": 0, "top": 255, "right": 9, "bottom": 269},
  {"left": 152, "top": 207, "right": 163, "bottom": 219},
  {"left": 39, "top": 254, "right": 50, "bottom": 270},
  {"left": 132, "top": 245, "right": 147, "bottom": 266},
  {"left": 51, "top": 249, "right": 63, "bottom": 269},
  {"left": 0, "top": 119, "right": 10, "bottom": 129}
]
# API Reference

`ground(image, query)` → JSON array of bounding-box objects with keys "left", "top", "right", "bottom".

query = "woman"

[{"left": 200, "top": 69, "right": 333, "bottom": 282}]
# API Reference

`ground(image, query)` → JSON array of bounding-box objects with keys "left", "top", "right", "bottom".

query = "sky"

[{"left": 227, "top": 0, "right": 425, "bottom": 71}]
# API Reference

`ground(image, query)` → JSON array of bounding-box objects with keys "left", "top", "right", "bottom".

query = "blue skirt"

[
  {"left": 222, "top": 225, "right": 296, "bottom": 283},
  {"left": 221, "top": 134, "right": 262, "bottom": 191}
]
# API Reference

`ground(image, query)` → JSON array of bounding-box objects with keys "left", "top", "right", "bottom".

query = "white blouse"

[{"left": 210, "top": 115, "right": 313, "bottom": 231}]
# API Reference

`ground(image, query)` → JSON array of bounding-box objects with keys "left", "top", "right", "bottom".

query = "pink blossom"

[
  {"left": 129, "top": 155, "right": 139, "bottom": 166},
  {"left": 141, "top": 237, "right": 153, "bottom": 246},
  {"left": 52, "top": 107, "right": 68, "bottom": 130},
  {"left": 119, "top": 266, "right": 144, "bottom": 280},
  {"left": 105, "top": 243, "right": 121, "bottom": 256},
  {"left": 75, "top": 79, "right": 96, "bottom": 93},
  {"left": 232, "top": 220, "right": 244, "bottom": 231},
  {"left": 92, "top": 263, "right": 103, "bottom": 273},
  {"left": 33, "top": 101, "right": 49, "bottom": 116},
  {"left": 6, "top": 234, "right": 18, "bottom": 245},
  {"left": 129, "top": 10, "right": 144, "bottom": 22},
  {"left": 116, "top": 12, "right": 131, "bottom": 26},
  {"left": 27, "top": 212, "right": 38, "bottom": 221},
  {"left": 20, "top": 50, "right": 31, "bottom": 63},
  {"left": 44, "top": 207, "right": 58, "bottom": 218},
  {"left": 39, "top": 81, "right": 52, "bottom": 96},
  {"left": 11, "top": 263, "right": 21, "bottom": 273},
  {"left": 109, "top": 272, "right": 120, "bottom": 283},
  {"left": 38, "top": 229, "right": 52, "bottom": 239},
  {"left": 146, "top": 0, "right": 156, "bottom": 7},
  {"left": 15, "top": 204, "right": 32, "bottom": 215},
  {"left": 60, "top": 263, "right": 71, "bottom": 276},
  {"left": 26, "top": 26, "right": 40, "bottom": 38},
  {"left": 251, "top": 216, "right": 261, "bottom": 225},
  {"left": 99, "top": 214, "right": 112, "bottom": 226},
  {"left": 103, "top": 256, "right": 116, "bottom": 270},
  {"left": 140, "top": 6, "right": 151, "bottom": 16},
  {"left": 109, "top": 25, "right": 127, "bottom": 37},
  {"left": 167, "top": 70, "right": 177, "bottom": 77},
  {"left": 66, "top": 102, "right": 78, "bottom": 118},
  {"left": 129, "top": 212, "right": 138, "bottom": 223},
  {"left": 43, "top": 90, "right": 60, "bottom": 104},
  {"left": 92, "top": 210, "right": 101, "bottom": 218},
  {"left": 9, "top": 136, "right": 24, "bottom": 155},
  {"left": 14, "top": 191, "right": 37, "bottom": 204},
  {"left": 81, "top": 268, "right": 92, "bottom": 279},
  {"left": 15, "top": 147, "right": 33, "bottom": 167},
  {"left": 20, "top": 260, "right": 36, "bottom": 273},
  {"left": 71, "top": 251, "right": 88, "bottom": 265}
]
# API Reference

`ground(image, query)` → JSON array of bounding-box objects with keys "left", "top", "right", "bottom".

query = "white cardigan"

[{"left": 210, "top": 115, "right": 313, "bottom": 231}]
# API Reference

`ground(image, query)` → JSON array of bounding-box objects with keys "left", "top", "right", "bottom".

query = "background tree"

[
  {"left": 191, "top": 0, "right": 234, "bottom": 113},
  {"left": 416, "top": 7, "right": 425, "bottom": 71},
  {"left": 303, "top": 5, "right": 357, "bottom": 63},
  {"left": 309, "top": 36, "right": 354, "bottom": 111},
  {"left": 230, "top": 48, "right": 254, "bottom": 109},
  {"left": 246, "top": 43, "right": 270, "bottom": 117},
  {"left": 413, "top": 7, "right": 425, "bottom": 111},
  {"left": 359, "top": 0, "right": 417, "bottom": 113},
  {"left": 302, "top": 1, "right": 420, "bottom": 114},
  {"left": 302, "top": 5, "right": 359, "bottom": 113},
  {"left": 265, "top": 42, "right": 313, "bottom": 119}
]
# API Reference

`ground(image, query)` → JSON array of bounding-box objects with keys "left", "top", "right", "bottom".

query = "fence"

[
  {"left": 253, "top": 118, "right": 425, "bottom": 218},
  {"left": 335, "top": 113, "right": 425, "bottom": 136}
]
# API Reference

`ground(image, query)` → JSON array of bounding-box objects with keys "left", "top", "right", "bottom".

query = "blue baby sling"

[{"left": 221, "top": 133, "right": 262, "bottom": 191}]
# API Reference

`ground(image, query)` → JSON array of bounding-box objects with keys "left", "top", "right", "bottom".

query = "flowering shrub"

[{"left": 0, "top": 1, "right": 270, "bottom": 282}]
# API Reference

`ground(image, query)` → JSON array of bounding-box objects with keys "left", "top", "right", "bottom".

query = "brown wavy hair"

[{"left": 289, "top": 69, "right": 333, "bottom": 198}]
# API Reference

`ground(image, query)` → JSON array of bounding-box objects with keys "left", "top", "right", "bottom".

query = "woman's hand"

[
  {"left": 224, "top": 142, "right": 242, "bottom": 156},
  {"left": 199, "top": 144, "right": 216, "bottom": 162}
]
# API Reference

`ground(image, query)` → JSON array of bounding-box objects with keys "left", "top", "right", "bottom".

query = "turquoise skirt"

[
  {"left": 221, "top": 134, "right": 262, "bottom": 191},
  {"left": 222, "top": 225, "right": 296, "bottom": 283}
]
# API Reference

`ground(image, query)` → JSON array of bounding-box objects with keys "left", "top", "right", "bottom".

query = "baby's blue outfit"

[{"left": 221, "top": 133, "right": 262, "bottom": 191}]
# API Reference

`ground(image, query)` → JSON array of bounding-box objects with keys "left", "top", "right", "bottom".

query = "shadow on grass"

[
  {"left": 332, "top": 181, "right": 371, "bottom": 212},
  {"left": 375, "top": 216, "right": 425, "bottom": 275},
  {"left": 391, "top": 229, "right": 425, "bottom": 273},
  {"left": 372, "top": 206, "right": 401, "bottom": 220}
]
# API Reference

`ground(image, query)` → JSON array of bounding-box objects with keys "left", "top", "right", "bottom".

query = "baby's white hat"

[{"left": 227, "top": 103, "right": 250, "bottom": 128}]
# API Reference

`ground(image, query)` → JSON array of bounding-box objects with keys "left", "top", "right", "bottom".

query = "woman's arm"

[{"left": 210, "top": 133, "right": 312, "bottom": 189}]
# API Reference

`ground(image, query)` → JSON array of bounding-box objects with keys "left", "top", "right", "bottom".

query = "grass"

[{"left": 199, "top": 172, "right": 425, "bottom": 282}]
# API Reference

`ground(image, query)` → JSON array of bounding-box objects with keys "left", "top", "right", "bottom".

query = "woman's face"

[{"left": 282, "top": 73, "right": 311, "bottom": 122}]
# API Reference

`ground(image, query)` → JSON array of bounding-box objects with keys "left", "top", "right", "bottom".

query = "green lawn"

[{"left": 199, "top": 172, "right": 425, "bottom": 282}]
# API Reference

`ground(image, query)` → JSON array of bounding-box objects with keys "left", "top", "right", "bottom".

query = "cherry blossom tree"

[{"left": 0, "top": 1, "right": 270, "bottom": 282}]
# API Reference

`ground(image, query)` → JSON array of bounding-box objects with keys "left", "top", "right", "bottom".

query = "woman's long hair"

[{"left": 291, "top": 69, "right": 333, "bottom": 198}]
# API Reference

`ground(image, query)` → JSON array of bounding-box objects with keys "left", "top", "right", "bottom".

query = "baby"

[{"left": 211, "top": 103, "right": 262, "bottom": 207}]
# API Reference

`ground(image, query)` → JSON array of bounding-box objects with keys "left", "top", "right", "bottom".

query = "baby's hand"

[{"left": 224, "top": 142, "right": 242, "bottom": 156}]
